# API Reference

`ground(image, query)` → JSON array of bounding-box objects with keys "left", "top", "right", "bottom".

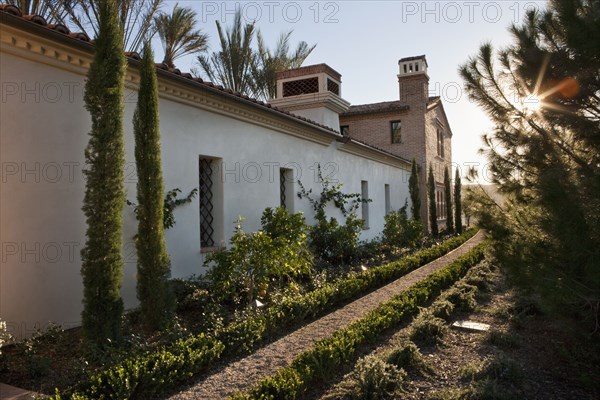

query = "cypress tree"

[
  {"left": 80, "top": 0, "right": 126, "bottom": 345},
  {"left": 409, "top": 158, "right": 421, "bottom": 221},
  {"left": 134, "top": 42, "right": 175, "bottom": 330},
  {"left": 428, "top": 165, "right": 438, "bottom": 237},
  {"left": 454, "top": 169, "right": 462, "bottom": 234},
  {"left": 444, "top": 167, "right": 454, "bottom": 232}
]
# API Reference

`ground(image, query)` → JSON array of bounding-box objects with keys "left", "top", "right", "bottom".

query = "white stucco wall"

[{"left": 0, "top": 40, "right": 410, "bottom": 339}]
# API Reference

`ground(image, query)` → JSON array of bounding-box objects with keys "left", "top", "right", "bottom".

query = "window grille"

[
  {"left": 199, "top": 158, "right": 214, "bottom": 247},
  {"left": 280, "top": 169, "right": 287, "bottom": 208},
  {"left": 283, "top": 77, "right": 319, "bottom": 97},
  {"left": 327, "top": 78, "right": 340, "bottom": 95}
]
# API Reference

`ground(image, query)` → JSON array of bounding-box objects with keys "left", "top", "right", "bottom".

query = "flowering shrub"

[{"left": 207, "top": 208, "right": 312, "bottom": 307}]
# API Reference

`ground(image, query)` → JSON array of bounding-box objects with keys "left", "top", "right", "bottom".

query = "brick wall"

[{"left": 338, "top": 72, "right": 454, "bottom": 231}]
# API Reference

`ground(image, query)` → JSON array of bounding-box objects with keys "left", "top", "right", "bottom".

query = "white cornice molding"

[
  {"left": 0, "top": 24, "right": 92, "bottom": 73},
  {"left": 270, "top": 92, "right": 351, "bottom": 114}
]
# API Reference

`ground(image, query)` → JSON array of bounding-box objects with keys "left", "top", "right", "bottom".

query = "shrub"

[
  {"left": 386, "top": 340, "right": 429, "bottom": 374},
  {"left": 442, "top": 281, "right": 478, "bottom": 312},
  {"left": 383, "top": 202, "right": 424, "bottom": 250},
  {"left": 206, "top": 212, "right": 312, "bottom": 307},
  {"left": 430, "top": 299, "right": 456, "bottom": 321},
  {"left": 485, "top": 329, "right": 520, "bottom": 348},
  {"left": 464, "top": 354, "right": 524, "bottom": 386},
  {"left": 409, "top": 311, "right": 449, "bottom": 346},
  {"left": 56, "top": 334, "right": 224, "bottom": 399},
  {"left": 325, "top": 355, "right": 406, "bottom": 400},
  {"left": 310, "top": 213, "right": 364, "bottom": 264},
  {"left": 297, "top": 164, "right": 369, "bottom": 264}
]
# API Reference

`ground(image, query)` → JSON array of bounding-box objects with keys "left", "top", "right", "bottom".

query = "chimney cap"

[
  {"left": 276, "top": 63, "right": 342, "bottom": 81},
  {"left": 398, "top": 55, "right": 428, "bottom": 67}
]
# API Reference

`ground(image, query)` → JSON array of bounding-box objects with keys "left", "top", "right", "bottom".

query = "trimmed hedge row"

[
  {"left": 56, "top": 229, "right": 477, "bottom": 399},
  {"left": 57, "top": 334, "right": 223, "bottom": 399},
  {"left": 218, "top": 229, "right": 478, "bottom": 353},
  {"left": 232, "top": 242, "right": 487, "bottom": 399}
]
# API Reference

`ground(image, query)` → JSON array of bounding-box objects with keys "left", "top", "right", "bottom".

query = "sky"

[{"left": 158, "top": 0, "right": 548, "bottom": 182}]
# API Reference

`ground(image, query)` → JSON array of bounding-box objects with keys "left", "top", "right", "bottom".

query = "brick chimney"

[
  {"left": 398, "top": 55, "right": 429, "bottom": 107},
  {"left": 269, "top": 64, "right": 350, "bottom": 132}
]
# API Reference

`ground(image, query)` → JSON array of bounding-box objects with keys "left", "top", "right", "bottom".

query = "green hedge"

[
  {"left": 233, "top": 242, "right": 487, "bottom": 399},
  {"left": 55, "top": 334, "right": 223, "bottom": 399},
  {"left": 55, "top": 229, "right": 477, "bottom": 399}
]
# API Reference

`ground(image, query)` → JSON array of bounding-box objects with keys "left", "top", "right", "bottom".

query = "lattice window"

[
  {"left": 199, "top": 158, "right": 215, "bottom": 247},
  {"left": 327, "top": 78, "right": 339, "bottom": 95},
  {"left": 283, "top": 77, "right": 319, "bottom": 97},
  {"left": 280, "top": 169, "right": 287, "bottom": 208}
]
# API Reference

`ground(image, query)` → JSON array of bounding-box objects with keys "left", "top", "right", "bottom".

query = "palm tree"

[
  {"left": 42, "top": 0, "right": 163, "bottom": 52},
  {"left": 154, "top": 3, "right": 208, "bottom": 69},
  {"left": 196, "top": 9, "right": 256, "bottom": 94},
  {"left": 251, "top": 30, "right": 316, "bottom": 100},
  {"left": 1, "top": 0, "right": 72, "bottom": 22}
]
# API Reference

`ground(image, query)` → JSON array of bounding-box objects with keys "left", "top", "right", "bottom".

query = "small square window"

[
  {"left": 340, "top": 125, "right": 350, "bottom": 136},
  {"left": 391, "top": 121, "right": 402, "bottom": 144}
]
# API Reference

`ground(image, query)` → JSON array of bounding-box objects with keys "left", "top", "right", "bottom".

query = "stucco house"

[{"left": 0, "top": 5, "right": 453, "bottom": 339}]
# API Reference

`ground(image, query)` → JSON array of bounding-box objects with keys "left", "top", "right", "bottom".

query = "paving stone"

[{"left": 452, "top": 320, "right": 491, "bottom": 332}]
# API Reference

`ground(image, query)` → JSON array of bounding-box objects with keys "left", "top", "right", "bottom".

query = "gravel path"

[{"left": 168, "top": 231, "right": 485, "bottom": 400}]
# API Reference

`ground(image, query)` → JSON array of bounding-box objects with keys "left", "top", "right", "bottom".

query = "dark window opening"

[
  {"left": 437, "top": 129, "right": 445, "bottom": 158},
  {"left": 391, "top": 120, "right": 402, "bottom": 144},
  {"left": 283, "top": 77, "right": 319, "bottom": 97},
  {"left": 199, "top": 158, "right": 215, "bottom": 247},
  {"left": 327, "top": 78, "right": 340, "bottom": 95},
  {"left": 340, "top": 125, "right": 350, "bottom": 136}
]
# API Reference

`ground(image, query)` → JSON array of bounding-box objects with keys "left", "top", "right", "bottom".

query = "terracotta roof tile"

[
  {"left": 342, "top": 96, "right": 441, "bottom": 117},
  {"left": 342, "top": 100, "right": 409, "bottom": 116}
]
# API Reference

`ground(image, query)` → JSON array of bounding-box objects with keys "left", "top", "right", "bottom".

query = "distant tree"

[
  {"left": 250, "top": 30, "right": 316, "bottom": 100},
  {"left": 444, "top": 167, "right": 454, "bottom": 232},
  {"left": 133, "top": 42, "right": 174, "bottom": 330},
  {"left": 154, "top": 3, "right": 208, "bottom": 68},
  {"left": 428, "top": 165, "right": 438, "bottom": 237},
  {"left": 197, "top": 10, "right": 256, "bottom": 94},
  {"left": 460, "top": 0, "right": 600, "bottom": 327},
  {"left": 454, "top": 169, "right": 462, "bottom": 234},
  {"left": 409, "top": 159, "right": 421, "bottom": 221},
  {"left": 80, "top": 0, "right": 126, "bottom": 346}
]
